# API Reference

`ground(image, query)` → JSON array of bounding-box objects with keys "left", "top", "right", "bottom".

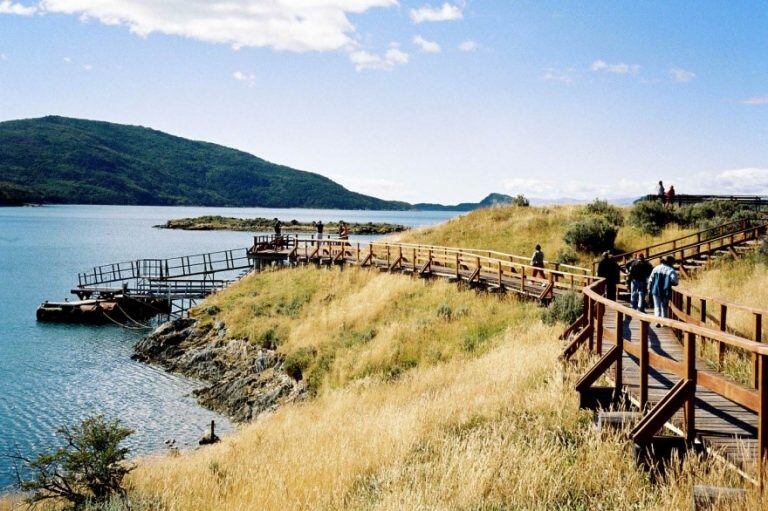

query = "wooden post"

[
  {"left": 685, "top": 295, "right": 692, "bottom": 317},
  {"left": 700, "top": 298, "right": 707, "bottom": 325},
  {"left": 640, "top": 320, "right": 649, "bottom": 410},
  {"left": 587, "top": 296, "right": 594, "bottom": 351},
  {"left": 596, "top": 302, "right": 604, "bottom": 355},
  {"left": 759, "top": 353, "right": 768, "bottom": 488},
  {"left": 615, "top": 310, "right": 624, "bottom": 393},
  {"left": 684, "top": 331, "right": 697, "bottom": 441},
  {"left": 497, "top": 261, "right": 503, "bottom": 288},
  {"left": 455, "top": 253, "right": 460, "bottom": 279},
  {"left": 755, "top": 313, "right": 763, "bottom": 389},
  {"left": 719, "top": 304, "right": 727, "bottom": 370}
]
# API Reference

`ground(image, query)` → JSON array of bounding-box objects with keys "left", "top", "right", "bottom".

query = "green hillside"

[{"left": 0, "top": 116, "right": 409, "bottom": 209}]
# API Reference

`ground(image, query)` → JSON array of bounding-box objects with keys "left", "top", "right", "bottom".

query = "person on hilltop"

[
  {"left": 648, "top": 255, "right": 679, "bottom": 325},
  {"left": 597, "top": 251, "right": 621, "bottom": 301},
  {"left": 657, "top": 180, "right": 665, "bottom": 201},
  {"left": 530, "top": 244, "right": 545, "bottom": 280},
  {"left": 665, "top": 185, "right": 676, "bottom": 208},
  {"left": 626, "top": 252, "right": 653, "bottom": 313}
]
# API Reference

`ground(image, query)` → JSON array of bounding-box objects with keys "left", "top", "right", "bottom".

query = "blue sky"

[{"left": 1, "top": 1, "right": 767, "bottom": 203}]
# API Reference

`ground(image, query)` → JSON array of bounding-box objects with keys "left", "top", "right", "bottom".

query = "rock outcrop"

[{"left": 133, "top": 318, "right": 305, "bottom": 422}]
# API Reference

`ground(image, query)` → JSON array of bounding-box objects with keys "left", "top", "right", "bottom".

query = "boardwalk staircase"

[{"left": 562, "top": 216, "right": 768, "bottom": 484}]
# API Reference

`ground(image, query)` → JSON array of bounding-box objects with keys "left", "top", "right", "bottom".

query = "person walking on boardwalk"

[
  {"left": 530, "top": 244, "right": 545, "bottom": 280},
  {"left": 597, "top": 251, "right": 621, "bottom": 301},
  {"left": 626, "top": 252, "right": 653, "bottom": 313},
  {"left": 648, "top": 255, "right": 679, "bottom": 324}
]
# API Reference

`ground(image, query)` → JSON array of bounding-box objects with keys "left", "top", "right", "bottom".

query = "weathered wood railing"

[
  {"left": 286, "top": 238, "right": 599, "bottom": 297},
  {"left": 566, "top": 277, "right": 768, "bottom": 478},
  {"left": 611, "top": 218, "right": 766, "bottom": 273}
]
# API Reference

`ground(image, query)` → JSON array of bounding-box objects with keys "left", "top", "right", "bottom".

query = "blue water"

[{"left": 0, "top": 205, "right": 456, "bottom": 490}]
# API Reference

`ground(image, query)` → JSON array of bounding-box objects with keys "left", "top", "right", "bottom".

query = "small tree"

[
  {"left": 583, "top": 199, "right": 624, "bottom": 227},
  {"left": 542, "top": 292, "right": 583, "bottom": 325},
  {"left": 11, "top": 416, "right": 134, "bottom": 510},
  {"left": 511, "top": 194, "right": 530, "bottom": 207}
]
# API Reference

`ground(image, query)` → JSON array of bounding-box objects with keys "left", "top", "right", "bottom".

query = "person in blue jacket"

[{"left": 648, "top": 255, "right": 679, "bottom": 324}]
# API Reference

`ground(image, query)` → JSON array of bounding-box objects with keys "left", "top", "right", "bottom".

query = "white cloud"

[
  {"left": 328, "top": 174, "right": 412, "bottom": 200},
  {"left": 541, "top": 67, "right": 576, "bottom": 84},
  {"left": 413, "top": 35, "right": 440, "bottom": 53},
  {"left": 504, "top": 167, "right": 768, "bottom": 200},
  {"left": 669, "top": 67, "right": 695, "bottom": 83},
  {"left": 741, "top": 96, "right": 768, "bottom": 106},
  {"left": 458, "top": 40, "right": 476, "bottom": 52},
  {"left": 63, "top": 56, "right": 71, "bottom": 63},
  {"left": 0, "top": 53, "right": 7, "bottom": 60},
  {"left": 350, "top": 42, "right": 408, "bottom": 71},
  {"left": 82, "top": 63, "right": 92, "bottom": 71},
  {"left": 26, "top": 0, "right": 396, "bottom": 53},
  {"left": 0, "top": 0, "right": 36, "bottom": 15},
  {"left": 590, "top": 59, "right": 640, "bottom": 76},
  {"left": 410, "top": 2, "right": 463, "bottom": 23},
  {"left": 233, "top": 70, "right": 256, "bottom": 87}
]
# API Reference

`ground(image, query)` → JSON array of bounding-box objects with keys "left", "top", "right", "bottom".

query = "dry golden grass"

[
  {"left": 127, "top": 307, "right": 749, "bottom": 511},
  {"left": 394, "top": 204, "right": 691, "bottom": 267}
]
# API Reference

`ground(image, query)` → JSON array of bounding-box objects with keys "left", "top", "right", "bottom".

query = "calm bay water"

[{"left": 0, "top": 205, "right": 456, "bottom": 490}]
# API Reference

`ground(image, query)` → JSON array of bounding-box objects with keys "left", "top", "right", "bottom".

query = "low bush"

[
  {"left": 628, "top": 200, "right": 676, "bottom": 235},
  {"left": 511, "top": 194, "right": 530, "bottom": 207},
  {"left": 554, "top": 247, "right": 579, "bottom": 266},
  {"left": 583, "top": 199, "right": 624, "bottom": 227},
  {"left": 563, "top": 217, "right": 617, "bottom": 254},
  {"left": 542, "top": 292, "right": 583, "bottom": 326},
  {"left": 283, "top": 347, "right": 316, "bottom": 380},
  {"left": 11, "top": 416, "right": 133, "bottom": 510}
]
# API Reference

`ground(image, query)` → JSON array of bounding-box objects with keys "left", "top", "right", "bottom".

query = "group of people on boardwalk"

[
  {"left": 310, "top": 220, "right": 349, "bottom": 240},
  {"left": 531, "top": 244, "right": 679, "bottom": 324}
]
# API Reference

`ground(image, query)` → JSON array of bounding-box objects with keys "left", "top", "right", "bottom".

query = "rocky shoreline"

[
  {"left": 155, "top": 215, "right": 408, "bottom": 235},
  {"left": 133, "top": 318, "right": 305, "bottom": 423}
]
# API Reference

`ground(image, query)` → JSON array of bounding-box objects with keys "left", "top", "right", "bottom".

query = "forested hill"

[{"left": 0, "top": 116, "right": 409, "bottom": 209}]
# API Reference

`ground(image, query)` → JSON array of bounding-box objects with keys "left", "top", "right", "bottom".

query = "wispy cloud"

[
  {"left": 669, "top": 67, "right": 695, "bottom": 83},
  {"left": 328, "top": 174, "right": 414, "bottom": 200},
  {"left": 410, "top": 2, "right": 463, "bottom": 23},
  {"left": 350, "top": 43, "right": 409, "bottom": 71},
  {"left": 741, "top": 96, "right": 768, "bottom": 106},
  {"left": 413, "top": 35, "right": 440, "bottom": 53},
  {"left": 233, "top": 71, "right": 256, "bottom": 87},
  {"left": 4, "top": 0, "right": 397, "bottom": 53},
  {"left": 590, "top": 59, "right": 640, "bottom": 76},
  {"left": 0, "top": 0, "right": 36, "bottom": 15},
  {"left": 458, "top": 40, "right": 477, "bottom": 52},
  {"left": 0, "top": 53, "right": 7, "bottom": 61},
  {"left": 541, "top": 67, "right": 577, "bottom": 84},
  {"left": 63, "top": 56, "right": 71, "bottom": 63},
  {"left": 82, "top": 64, "right": 93, "bottom": 71}
]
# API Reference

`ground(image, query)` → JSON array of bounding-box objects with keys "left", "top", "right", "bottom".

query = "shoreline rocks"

[{"left": 133, "top": 318, "right": 305, "bottom": 423}]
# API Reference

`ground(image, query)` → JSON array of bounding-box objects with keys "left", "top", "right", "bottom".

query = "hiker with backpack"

[
  {"left": 626, "top": 252, "right": 653, "bottom": 313},
  {"left": 648, "top": 255, "right": 679, "bottom": 323},
  {"left": 530, "top": 244, "right": 545, "bottom": 279},
  {"left": 597, "top": 251, "right": 622, "bottom": 301}
]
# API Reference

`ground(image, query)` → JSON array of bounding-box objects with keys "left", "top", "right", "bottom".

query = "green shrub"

[
  {"left": 14, "top": 416, "right": 134, "bottom": 510},
  {"left": 583, "top": 199, "right": 624, "bottom": 227},
  {"left": 628, "top": 201, "right": 676, "bottom": 235},
  {"left": 554, "top": 247, "right": 579, "bottom": 266},
  {"left": 511, "top": 194, "right": 530, "bottom": 207},
  {"left": 563, "top": 217, "right": 617, "bottom": 254},
  {"left": 436, "top": 303, "right": 453, "bottom": 320},
  {"left": 283, "top": 347, "right": 316, "bottom": 380},
  {"left": 542, "top": 292, "right": 583, "bottom": 326}
]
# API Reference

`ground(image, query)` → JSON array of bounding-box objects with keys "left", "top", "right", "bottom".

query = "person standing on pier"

[
  {"left": 530, "top": 244, "right": 545, "bottom": 279},
  {"left": 648, "top": 255, "right": 679, "bottom": 324},
  {"left": 657, "top": 181, "right": 665, "bottom": 201},
  {"left": 316, "top": 220, "right": 324, "bottom": 240},
  {"left": 665, "top": 185, "right": 676, "bottom": 208},
  {"left": 597, "top": 251, "right": 621, "bottom": 301},
  {"left": 626, "top": 252, "right": 652, "bottom": 313}
]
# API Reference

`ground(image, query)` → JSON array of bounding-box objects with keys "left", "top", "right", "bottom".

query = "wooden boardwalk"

[{"left": 602, "top": 308, "right": 759, "bottom": 469}]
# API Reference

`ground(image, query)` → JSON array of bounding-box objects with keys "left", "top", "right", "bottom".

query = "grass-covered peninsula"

[{"left": 156, "top": 216, "right": 408, "bottom": 235}]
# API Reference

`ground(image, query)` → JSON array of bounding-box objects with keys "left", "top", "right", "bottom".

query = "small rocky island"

[{"left": 155, "top": 216, "right": 408, "bottom": 235}]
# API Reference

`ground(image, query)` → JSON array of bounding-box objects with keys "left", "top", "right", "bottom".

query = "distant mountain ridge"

[{"left": 0, "top": 116, "right": 512, "bottom": 211}]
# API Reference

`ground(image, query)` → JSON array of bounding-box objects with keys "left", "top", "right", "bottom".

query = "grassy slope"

[{"left": 394, "top": 205, "right": 691, "bottom": 266}]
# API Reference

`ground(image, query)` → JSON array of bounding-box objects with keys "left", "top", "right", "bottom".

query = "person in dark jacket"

[
  {"left": 273, "top": 218, "right": 282, "bottom": 236},
  {"left": 530, "top": 244, "right": 545, "bottom": 279},
  {"left": 626, "top": 252, "right": 653, "bottom": 312},
  {"left": 597, "top": 251, "right": 621, "bottom": 301}
]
